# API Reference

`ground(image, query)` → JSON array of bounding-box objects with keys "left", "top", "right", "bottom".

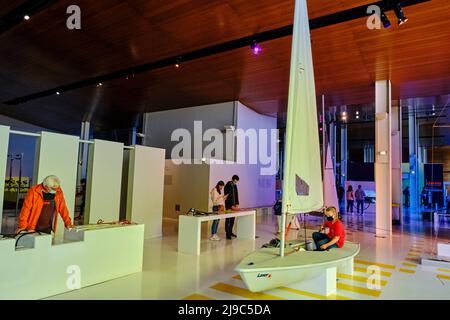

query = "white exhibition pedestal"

[
  {"left": 178, "top": 210, "right": 256, "bottom": 255},
  {"left": 0, "top": 224, "right": 144, "bottom": 299}
]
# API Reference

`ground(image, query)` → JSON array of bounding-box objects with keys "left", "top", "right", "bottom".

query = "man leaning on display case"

[{"left": 16, "top": 175, "right": 74, "bottom": 235}]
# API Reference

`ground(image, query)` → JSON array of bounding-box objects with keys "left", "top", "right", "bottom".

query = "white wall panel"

[
  {"left": 0, "top": 125, "right": 10, "bottom": 229},
  {"left": 163, "top": 161, "right": 210, "bottom": 219},
  {"left": 34, "top": 131, "right": 79, "bottom": 239},
  {"left": 126, "top": 145, "right": 165, "bottom": 238},
  {"left": 85, "top": 139, "right": 123, "bottom": 223}
]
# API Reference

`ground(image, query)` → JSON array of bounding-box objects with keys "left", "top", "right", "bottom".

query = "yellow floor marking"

[
  {"left": 233, "top": 274, "right": 353, "bottom": 300},
  {"left": 402, "top": 263, "right": 417, "bottom": 268},
  {"left": 278, "top": 286, "right": 353, "bottom": 300},
  {"left": 437, "top": 268, "right": 450, "bottom": 274},
  {"left": 407, "top": 253, "right": 421, "bottom": 257},
  {"left": 336, "top": 282, "right": 381, "bottom": 297},
  {"left": 183, "top": 294, "right": 215, "bottom": 300},
  {"left": 405, "top": 258, "right": 419, "bottom": 263},
  {"left": 437, "top": 274, "right": 450, "bottom": 280},
  {"left": 210, "top": 283, "right": 286, "bottom": 300},
  {"left": 337, "top": 273, "right": 387, "bottom": 286},
  {"left": 399, "top": 268, "right": 416, "bottom": 274},
  {"left": 354, "top": 259, "right": 396, "bottom": 269},
  {"left": 353, "top": 266, "right": 392, "bottom": 277}
]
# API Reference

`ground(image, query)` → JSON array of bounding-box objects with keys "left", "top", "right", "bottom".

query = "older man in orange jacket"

[{"left": 16, "top": 175, "right": 74, "bottom": 234}]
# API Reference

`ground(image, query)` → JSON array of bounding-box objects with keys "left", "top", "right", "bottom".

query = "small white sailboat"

[{"left": 235, "top": 0, "right": 359, "bottom": 293}]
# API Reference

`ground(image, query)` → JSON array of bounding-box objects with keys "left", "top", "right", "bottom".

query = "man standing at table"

[
  {"left": 224, "top": 175, "right": 240, "bottom": 240},
  {"left": 16, "top": 175, "right": 73, "bottom": 235}
]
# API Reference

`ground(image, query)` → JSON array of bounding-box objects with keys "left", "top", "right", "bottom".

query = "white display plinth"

[
  {"left": 178, "top": 210, "right": 256, "bottom": 255},
  {"left": 0, "top": 224, "right": 144, "bottom": 299}
]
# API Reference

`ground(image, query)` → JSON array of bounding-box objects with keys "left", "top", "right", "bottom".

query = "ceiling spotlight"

[
  {"left": 379, "top": 10, "right": 391, "bottom": 28},
  {"left": 175, "top": 57, "right": 182, "bottom": 68},
  {"left": 356, "top": 115, "right": 359, "bottom": 119},
  {"left": 250, "top": 40, "right": 262, "bottom": 55},
  {"left": 394, "top": 4, "right": 408, "bottom": 26},
  {"left": 356, "top": 111, "right": 359, "bottom": 115},
  {"left": 56, "top": 91, "right": 60, "bottom": 95},
  {"left": 97, "top": 83, "right": 103, "bottom": 87},
  {"left": 24, "top": 15, "right": 30, "bottom": 20}
]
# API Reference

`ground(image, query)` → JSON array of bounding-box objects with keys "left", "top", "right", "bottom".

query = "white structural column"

[
  {"left": 85, "top": 139, "right": 124, "bottom": 224},
  {"left": 391, "top": 102, "right": 403, "bottom": 224},
  {"left": 408, "top": 101, "right": 419, "bottom": 208},
  {"left": 375, "top": 80, "right": 392, "bottom": 237},
  {"left": 329, "top": 106, "right": 337, "bottom": 174},
  {"left": 34, "top": 132, "right": 79, "bottom": 239},
  {"left": 126, "top": 145, "right": 165, "bottom": 239},
  {"left": 340, "top": 106, "right": 347, "bottom": 186},
  {"left": 0, "top": 126, "right": 10, "bottom": 230},
  {"left": 77, "top": 121, "right": 90, "bottom": 182}
]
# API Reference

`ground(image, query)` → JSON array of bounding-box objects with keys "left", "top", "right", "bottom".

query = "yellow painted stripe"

[
  {"left": 402, "top": 263, "right": 417, "bottom": 268},
  {"left": 354, "top": 259, "right": 395, "bottom": 270},
  {"left": 437, "top": 274, "right": 450, "bottom": 280},
  {"left": 437, "top": 268, "right": 450, "bottom": 274},
  {"left": 407, "top": 253, "right": 421, "bottom": 257},
  {"left": 336, "top": 282, "right": 381, "bottom": 297},
  {"left": 233, "top": 275, "right": 242, "bottom": 280},
  {"left": 337, "top": 273, "right": 387, "bottom": 286},
  {"left": 405, "top": 258, "right": 419, "bottom": 263},
  {"left": 399, "top": 268, "right": 416, "bottom": 274},
  {"left": 183, "top": 294, "right": 215, "bottom": 300},
  {"left": 278, "top": 286, "right": 353, "bottom": 300},
  {"left": 353, "top": 266, "right": 392, "bottom": 277},
  {"left": 210, "top": 283, "right": 286, "bottom": 300}
]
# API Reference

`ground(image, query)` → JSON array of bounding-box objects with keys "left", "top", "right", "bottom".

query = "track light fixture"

[
  {"left": 379, "top": 10, "right": 391, "bottom": 28},
  {"left": 250, "top": 40, "right": 262, "bottom": 55},
  {"left": 394, "top": 4, "right": 408, "bottom": 25},
  {"left": 175, "top": 56, "right": 182, "bottom": 68}
]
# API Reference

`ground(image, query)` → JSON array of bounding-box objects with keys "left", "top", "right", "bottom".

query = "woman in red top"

[{"left": 312, "top": 206, "right": 345, "bottom": 251}]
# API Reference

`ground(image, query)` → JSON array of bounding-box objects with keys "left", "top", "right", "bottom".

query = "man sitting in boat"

[{"left": 312, "top": 207, "right": 345, "bottom": 251}]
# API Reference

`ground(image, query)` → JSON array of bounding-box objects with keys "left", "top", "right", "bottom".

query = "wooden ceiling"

[{"left": 0, "top": 0, "right": 449, "bottom": 133}]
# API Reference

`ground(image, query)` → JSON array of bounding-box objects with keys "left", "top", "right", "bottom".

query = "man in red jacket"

[{"left": 16, "top": 175, "right": 74, "bottom": 234}]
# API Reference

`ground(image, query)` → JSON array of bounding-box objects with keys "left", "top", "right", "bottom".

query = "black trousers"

[
  {"left": 356, "top": 200, "right": 364, "bottom": 214},
  {"left": 225, "top": 217, "right": 235, "bottom": 236},
  {"left": 347, "top": 200, "right": 354, "bottom": 213}
]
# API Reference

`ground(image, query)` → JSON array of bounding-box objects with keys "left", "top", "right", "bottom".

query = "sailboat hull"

[{"left": 236, "top": 242, "right": 360, "bottom": 293}]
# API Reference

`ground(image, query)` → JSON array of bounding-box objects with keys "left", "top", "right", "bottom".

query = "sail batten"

[{"left": 282, "top": 0, "right": 323, "bottom": 214}]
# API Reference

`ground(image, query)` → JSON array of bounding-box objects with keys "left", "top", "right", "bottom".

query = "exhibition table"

[
  {"left": 0, "top": 224, "right": 144, "bottom": 299},
  {"left": 178, "top": 210, "right": 256, "bottom": 255}
]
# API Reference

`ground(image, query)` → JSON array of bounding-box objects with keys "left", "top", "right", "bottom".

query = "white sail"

[
  {"left": 323, "top": 143, "right": 339, "bottom": 210},
  {"left": 282, "top": 0, "right": 323, "bottom": 214}
]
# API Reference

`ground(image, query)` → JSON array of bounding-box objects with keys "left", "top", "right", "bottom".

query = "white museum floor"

[{"left": 44, "top": 210, "right": 450, "bottom": 300}]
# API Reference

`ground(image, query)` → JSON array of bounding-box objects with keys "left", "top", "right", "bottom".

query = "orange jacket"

[{"left": 18, "top": 184, "right": 72, "bottom": 232}]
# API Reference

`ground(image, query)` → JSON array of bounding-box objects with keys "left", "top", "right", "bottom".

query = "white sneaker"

[{"left": 210, "top": 235, "right": 221, "bottom": 241}]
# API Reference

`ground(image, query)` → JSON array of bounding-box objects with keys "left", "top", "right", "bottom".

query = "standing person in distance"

[
  {"left": 224, "top": 175, "right": 240, "bottom": 240},
  {"left": 210, "top": 181, "right": 228, "bottom": 241},
  {"left": 403, "top": 186, "right": 410, "bottom": 207},
  {"left": 355, "top": 185, "right": 366, "bottom": 215},
  {"left": 346, "top": 185, "right": 354, "bottom": 214},
  {"left": 337, "top": 184, "right": 345, "bottom": 215}
]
